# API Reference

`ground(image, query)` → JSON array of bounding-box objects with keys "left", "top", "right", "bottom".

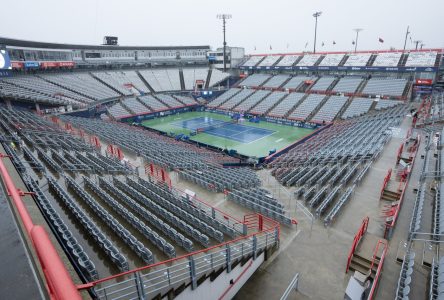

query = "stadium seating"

[
  {"left": 275, "top": 55, "right": 300, "bottom": 67},
  {"left": 228, "top": 188, "right": 292, "bottom": 225},
  {"left": 405, "top": 51, "right": 438, "bottom": 67},
  {"left": 155, "top": 94, "right": 183, "bottom": 108},
  {"left": 296, "top": 54, "right": 322, "bottom": 66},
  {"left": 173, "top": 95, "right": 198, "bottom": 106},
  {"left": 311, "top": 95, "right": 348, "bottom": 123},
  {"left": 108, "top": 103, "right": 131, "bottom": 119},
  {"left": 138, "top": 69, "right": 181, "bottom": 91},
  {"left": 331, "top": 77, "right": 363, "bottom": 94},
  {"left": 310, "top": 76, "right": 336, "bottom": 91},
  {"left": 47, "top": 177, "right": 130, "bottom": 272},
  {"left": 92, "top": 72, "right": 134, "bottom": 96},
  {"left": 182, "top": 68, "right": 209, "bottom": 90},
  {"left": 262, "top": 75, "right": 290, "bottom": 88},
  {"left": 374, "top": 99, "right": 403, "bottom": 110},
  {"left": 239, "top": 74, "right": 271, "bottom": 87},
  {"left": 242, "top": 56, "right": 264, "bottom": 67},
  {"left": 362, "top": 78, "right": 408, "bottom": 97},
  {"left": 249, "top": 91, "right": 288, "bottom": 115},
  {"left": 208, "top": 69, "right": 230, "bottom": 87},
  {"left": 344, "top": 53, "right": 372, "bottom": 66},
  {"left": 268, "top": 93, "right": 305, "bottom": 118},
  {"left": 42, "top": 73, "right": 120, "bottom": 100},
  {"left": 178, "top": 167, "right": 260, "bottom": 192},
  {"left": 2, "top": 76, "right": 92, "bottom": 106},
  {"left": 283, "top": 76, "right": 314, "bottom": 90},
  {"left": 341, "top": 97, "right": 374, "bottom": 119},
  {"left": 234, "top": 90, "right": 271, "bottom": 112},
  {"left": 372, "top": 52, "right": 402, "bottom": 67},
  {"left": 288, "top": 94, "right": 326, "bottom": 121},
  {"left": 207, "top": 88, "right": 241, "bottom": 108},
  {"left": 258, "top": 55, "right": 281, "bottom": 67},
  {"left": 272, "top": 106, "right": 405, "bottom": 225},
  {"left": 122, "top": 97, "right": 151, "bottom": 114},
  {"left": 138, "top": 94, "right": 168, "bottom": 111},
  {"left": 65, "top": 176, "right": 156, "bottom": 263},
  {"left": 219, "top": 89, "right": 255, "bottom": 110},
  {"left": 318, "top": 54, "right": 345, "bottom": 66}
]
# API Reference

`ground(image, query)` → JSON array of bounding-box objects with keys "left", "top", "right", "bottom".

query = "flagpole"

[{"left": 353, "top": 28, "right": 363, "bottom": 53}]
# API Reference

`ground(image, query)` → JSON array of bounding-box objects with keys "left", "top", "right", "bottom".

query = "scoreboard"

[{"left": 0, "top": 45, "right": 12, "bottom": 77}]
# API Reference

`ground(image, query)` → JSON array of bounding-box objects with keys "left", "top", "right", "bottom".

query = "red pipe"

[
  {"left": 31, "top": 226, "right": 82, "bottom": 300},
  {"left": 0, "top": 155, "right": 81, "bottom": 300}
]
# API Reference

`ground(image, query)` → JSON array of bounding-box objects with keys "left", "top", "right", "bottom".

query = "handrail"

[
  {"left": 346, "top": 216, "right": 369, "bottom": 273},
  {"left": 379, "top": 168, "right": 392, "bottom": 200},
  {"left": 0, "top": 153, "right": 81, "bottom": 300},
  {"left": 367, "top": 240, "right": 388, "bottom": 300},
  {"left": 385, "top": 135, "right": 421, "bottom": 238},
  {"left": 78, "top": 213, "right": 279, "bottom": 289},
  {"left": 280, "top": 273, "right": 300, "bottom": 300}
]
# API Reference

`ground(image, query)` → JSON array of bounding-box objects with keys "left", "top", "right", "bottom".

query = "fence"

[{"left": 78, "top": 213, "right": 280, "bottom": 300}]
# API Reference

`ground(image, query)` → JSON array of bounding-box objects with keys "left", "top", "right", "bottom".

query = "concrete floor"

[{"left": 235, "top": 115, "right": 422, "bottom": 299}]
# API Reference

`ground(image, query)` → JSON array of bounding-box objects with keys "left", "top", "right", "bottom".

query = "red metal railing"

[
  {"left": 77, "top": 212, "right": 280, "bottom": 291},
  {"left": 384, "top": 135, "right": 421, "bottom": 238},
  {"left": 367, "top": 240, "right": 388, "bottom": 300},
  {"left": 379, "top": 168, "right": 392, "bottom": 200},
  {"left": 0, "top": 154, "right": 81, "bottom": 300},
  {"left": 346, "top": 216, "right": 369, "bottom": 273}
]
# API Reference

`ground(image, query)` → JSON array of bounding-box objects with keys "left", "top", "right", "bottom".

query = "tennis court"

[
  {"left": 141, "top": 112, "right": 314, "bottom": 157},
  {"left": 172, "top": 117, "right": 275, "bottom": 143}
]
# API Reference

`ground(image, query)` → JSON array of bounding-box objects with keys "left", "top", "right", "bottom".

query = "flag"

[
  {"left": 254, "top": 46, "right": 256, "bottom": 50},
  {"left": 322, "top": 42, "right": 325, "bottom": 47},
  {"left": 333, "top": 41, "right": 336, "bottom": 45},
  {"left": 352, "top": 40, "right": 355, "bottom": 45},
  {"left": 378, "top": 37, "right": 384, "bottom": 43},
  {"left": 270, "top": 45, "right": 272, "bottom": 50},
  {"left": 304, "top": 42, "right": 308, "bottom": 48}
]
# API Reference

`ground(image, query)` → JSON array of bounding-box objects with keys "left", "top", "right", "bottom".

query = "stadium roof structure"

[{"left": 0, "top": 36, "right": 210, "bottom": 51}]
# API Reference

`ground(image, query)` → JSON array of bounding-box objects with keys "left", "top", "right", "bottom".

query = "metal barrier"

[
  {"left": 346, "top": 216, "right": 369, "bottom": 273},
  {"left": 0, "top": 153, "right": 81, "bottom": 300},
  {"left": 280, "top": 273, "right": 300, "bottom": 300},
  {"left": 78, "top": 213, "right": 279, "bottom": 299}
]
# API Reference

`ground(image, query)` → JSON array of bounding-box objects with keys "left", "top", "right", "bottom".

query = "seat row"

[
  {"left": 126, "top": 177, "right": 222, "bottom": 244},
  {"left": 65, "top": 176, "right": 154, "bottom": 264},
  {"left": 47, "top": 177, "right": 129, "bottom": 272},
  {"left": 137, "top": 178, "right": 239, "bottom": 238},
  {"left": 84, "top": 177, "right": 179, "bottom": 257},
  {"left": 26, "top": 177, "right": 98, "bottom": 281}
]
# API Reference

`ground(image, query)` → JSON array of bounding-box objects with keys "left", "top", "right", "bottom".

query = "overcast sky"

[{"left": 1, "top": 0, "right": 443, "bottom": 54}]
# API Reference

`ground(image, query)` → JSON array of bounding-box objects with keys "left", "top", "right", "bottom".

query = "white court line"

[{"left": 275, "top": 138, "right": 284, "bottom": 143}]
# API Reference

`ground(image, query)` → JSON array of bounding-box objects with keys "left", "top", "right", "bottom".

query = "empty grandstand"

[{"left": 0, "top": 9, "right": 444, "bottom": 300}]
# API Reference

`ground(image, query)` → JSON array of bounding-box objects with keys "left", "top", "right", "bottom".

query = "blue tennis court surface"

[{"left": 172, "top": 117, "right": 275, "bottom": 143}]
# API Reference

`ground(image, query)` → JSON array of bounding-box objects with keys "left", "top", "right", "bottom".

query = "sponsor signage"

[
  {"left": 240, "top": 65, "right": 438, "bottom": 72},
  {"left": 11, "top": 61, "right": 24, "bottom": 69},
  {"left": 415, "top": 79, "right": 433, "bottom": 85},
  {"left": 24, "top": 61, "right": 40, "bottom": 68}
]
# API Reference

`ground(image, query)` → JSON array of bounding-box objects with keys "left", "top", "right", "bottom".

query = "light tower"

[
  {"left": 353, "top": 28, "right": 363, "bottom": 52},
  {"left": 403, "top": 26, "right": 410, "bottom": 52},
  {"left": 217, "top": 14, "right": 232, "bottom": 72},
  {"left": 312, "top": 11, "right": 322, "bottom": 54}
]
